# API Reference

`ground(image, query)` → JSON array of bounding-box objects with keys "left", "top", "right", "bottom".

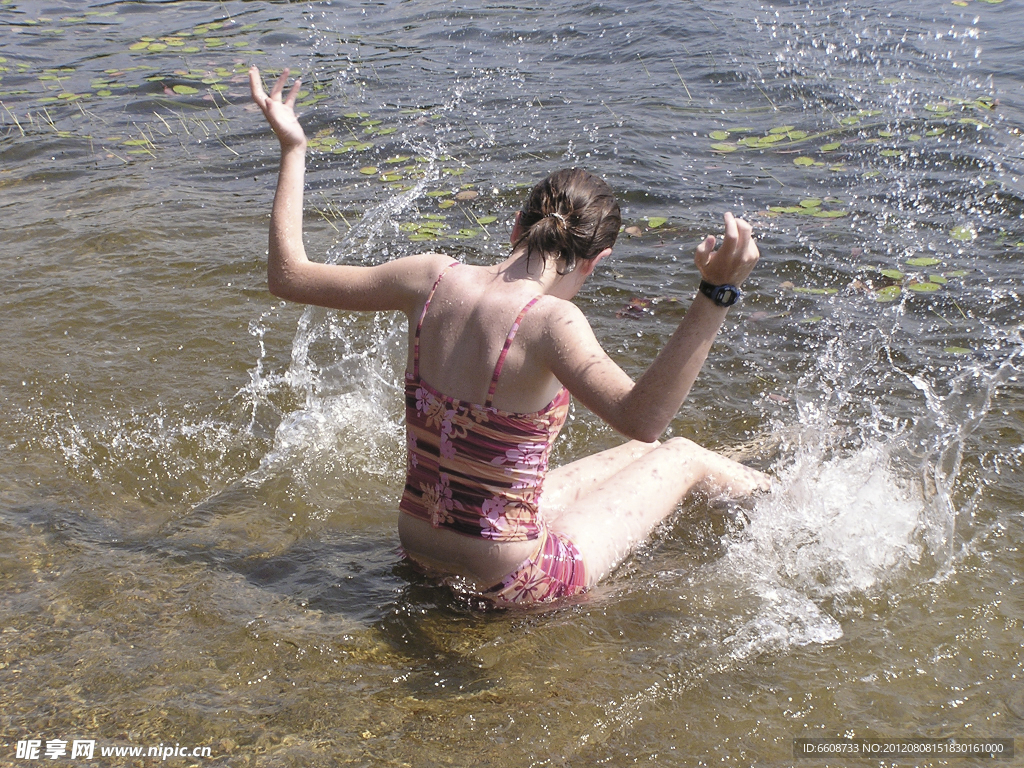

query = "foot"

[{"left": 697, "top": 449, "right": 771, "bottom": 498}]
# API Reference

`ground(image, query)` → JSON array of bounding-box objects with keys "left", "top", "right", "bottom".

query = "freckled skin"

[{"left": 251, "top": 66, "right": 770, "bottom": 590}]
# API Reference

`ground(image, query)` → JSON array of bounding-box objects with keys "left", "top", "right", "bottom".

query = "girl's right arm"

[
  {"left": 544, "top": 213, "right": 759, "bottom": 443},
  {"left": 249, "top": 66, "right": 450, "bottom": 315}
]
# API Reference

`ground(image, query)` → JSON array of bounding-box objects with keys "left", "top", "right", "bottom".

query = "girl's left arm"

[{"left": 249, "top": 66, "right": 445, "bottom": 313}]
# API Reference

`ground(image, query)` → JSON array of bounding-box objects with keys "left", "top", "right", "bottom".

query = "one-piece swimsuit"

[{"left": 399, "top": 262, "right": 588, "bottom": 603}]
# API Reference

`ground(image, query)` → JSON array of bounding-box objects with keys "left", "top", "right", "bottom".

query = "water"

[{"left": 2, "top": 0, "right": 1022, "bottom": 765}]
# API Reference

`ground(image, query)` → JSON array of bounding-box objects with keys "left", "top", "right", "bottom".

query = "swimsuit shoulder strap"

[
  {"left": 485, "top": 295, "right": 542, "bottom": 408},
  {"left": 414, "top": 261, "right": 460, "bottom": 380}
]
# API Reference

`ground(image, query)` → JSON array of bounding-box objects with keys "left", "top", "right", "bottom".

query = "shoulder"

[
  {"left": 527, "top": 295, "right": 599, "bottom": 354},
  {"left": 391, "top": 251, "right": 459, "bottom": 289}
]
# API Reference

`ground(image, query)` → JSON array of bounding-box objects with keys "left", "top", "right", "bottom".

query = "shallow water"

[{"left": 1, "top": 0, "right": 1022, "bottom": 765}]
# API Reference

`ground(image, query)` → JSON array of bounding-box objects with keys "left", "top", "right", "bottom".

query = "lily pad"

[
  {"left": 875, "top": 285, "right": 902, "bottom": 302},
  {"left": 359, "top": 166, "right": 378, "bottom": 175},
  {"left": 907, "top": 281, "right": 940, "bottom": 292},
  {"left": 710, "top": 143, "right": 738, "bottom": 153},
  {"left": 709, "top": 130, "right": 730, "bottom": 141},
  {"left": 476, "top": 216, "right": 498, "bottom": 225},
  {"left": 906, "top": 256, "right": 941, "bottom": 267},
  {"left": 793, "top": 287, "right": 837, "bottom": 295},
  {"left": 647, "top": 217, "right": 668, "bottom": 228},
  {"left": 799, "top": 198, "right": 822, "bottom": 208},
  {"left": 944, "top": 346, "right": 972, "bottom": 354},
  {"left": 880, "top": 269, "right": 904, "bottom": 280},
  {"left": 950, "top": 226, "right": 974, "bottom": 241},
  {"left": 769, "top": 125, "right": 796, "bottom": 134},
  {"left": 793, "top": 157, "right": 815, "bottom": 167},
  {"left": 172, "top": 84, "right": 198, "bottom": 95},
  {"left": 820, "top": 142, "right": 841, "bottom": 151}
]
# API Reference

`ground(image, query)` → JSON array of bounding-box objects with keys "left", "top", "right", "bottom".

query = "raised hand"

[
  {"left": 249, "top": 66, "right": 306, "bottom": 150},
  {"left": 693, "top": 212, "right": 760, "bottom": 287}
]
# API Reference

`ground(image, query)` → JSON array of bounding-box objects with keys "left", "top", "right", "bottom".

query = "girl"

[{"left": 250, "top": 67, "right": 768, "bottom": 605}]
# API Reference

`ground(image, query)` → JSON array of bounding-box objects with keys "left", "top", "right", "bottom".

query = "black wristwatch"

[{"left": 698, "top": 279, "right": 741, "bottom": 307}]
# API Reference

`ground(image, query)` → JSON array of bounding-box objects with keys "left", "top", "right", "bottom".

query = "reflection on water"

[{"left": 1, "top": 0, "right": 1022, "bottom": 764}]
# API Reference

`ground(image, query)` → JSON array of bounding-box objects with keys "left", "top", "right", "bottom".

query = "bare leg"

[{"left": 545, "top": 437, "right": 769, "bottom": 585}]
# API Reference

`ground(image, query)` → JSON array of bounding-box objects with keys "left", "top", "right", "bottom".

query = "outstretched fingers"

[{"left": 249, "top": 66, "right": 307, "bottom": 149}]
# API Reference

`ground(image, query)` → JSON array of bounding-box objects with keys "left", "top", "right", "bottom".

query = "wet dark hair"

[{"left": 513, "top": 168, "right": 621, "bottom": 275}]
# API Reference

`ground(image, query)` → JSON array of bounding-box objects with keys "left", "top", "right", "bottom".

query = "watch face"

[{"left": 715, "top": 286, "right": 738, "bottom": 305}]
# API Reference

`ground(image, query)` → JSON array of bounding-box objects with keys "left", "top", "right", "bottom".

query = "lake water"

[{"left": 1, "top": 0, "right": 1022, "bottom": 765}]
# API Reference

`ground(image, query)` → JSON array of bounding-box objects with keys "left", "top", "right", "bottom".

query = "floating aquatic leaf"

[
  {"left": 950, "top": 225, "right": 974, "bottom": 241},
  {"left": 944, "top": 346, "right": 972, "bottom": 354},
  {"left": 908, "top": 281, "right": 940, "bottom": 292},
  {"left": 769, "top": 206, "right": 805, "bottom": 214},
  {"left": 380, "top": 173, "right": 402, "bottom": 182},
  {"left": 906, "top": 257, "right": 941, "bottom": 267},
  {"left": 437, "top": 200, "right": 456, "bottom": 209},
  {"left": 769, "top": 125, "right": 795, "bottom": 134},
  {"left": 398, "top": 223, "right": 419, "bottom": 232},
  {"left": 710, "top": 143, "right": 737, "bottom": 153},
  {"left": 148, "top": 43, "right": 167, "bottom": 52},
  {"left": 476, "top": 216, "right": 498, "bottom": 225},
  {"left": 799, "top": 316, "right": 824, "bottom": 324},
  {"left": 129, "top": 41, "right": 149, "bottom": 51},
  {"left": 908, "top": 134, "right": 922, "bottom": 142},
  {"left": 944, "top": 270, "right": 969, "bottom": 277},
  {"left": 408, "top": 234, "right": 437, "bottom": 242},
  {"left": 880, "top": 269, "right": 904, "bottom": 279},
  {"left": 359, "top": 166, "right": 377, "bottom": 175},
  {"left": 863, "top": 170, "right": 882, "bottom": 178},
  {"left": 793, "top": 157, "right": 815, "bottom": 166},
  {"left": 840, "top": 116, "right": 861, "bottom": 126},
  {"left": 647, "top": 217, "right": 668, "bottom": 228},
  {"left": 928, "top": 274, "right": 948, "bottom": 284},
  {"left": 385, "top": 155, "right": 411, "bottom": 164},
  {"left": 875, "top": 285, "right": 902, "bottom": 302},
  {"left": 455, "top": 190, "right": 478, "bottom": 201},
  {"left": 880, "top": 149, "right": 902, "bottom": 157},
  {"left": 709, "top": 130, "right": 730, "bottom": 141},
  {"left": 793, "top": 287, "right": 837, "bottom": 295},
  {"left": 820, "top": 142, "right": 841, "bottom": 151},
  {"left": 172, "top": 84, "right": 198, "bottom": 95},
  {"left": 880, "top": 77, "right": 901, "bottom": 85},
  {"left": 787, "top": 130, "right": 808, "bottom": 140},
  {"left": 426, "top": 190, "right": 451, "bottom": 197},
  {"left": 799, "top": 198, "right": 822, "bottom": 208},
  {"left": 878, "top": 130, "right": 894, "bottom": 138},
  {"left": 925, "top": 128, "right": 946, "bottom": 137}
]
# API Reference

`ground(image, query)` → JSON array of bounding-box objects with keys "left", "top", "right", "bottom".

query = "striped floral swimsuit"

[{"left": 399, "top": 263, "right": 588, "bottom": 604}]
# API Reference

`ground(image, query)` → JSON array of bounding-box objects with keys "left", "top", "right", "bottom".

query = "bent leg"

[
  {"left": 543, "top": 439, "right": 661, "bottom": 512},
  {"left": 547, "top": 436, "right": 769, "bottom": 585}
]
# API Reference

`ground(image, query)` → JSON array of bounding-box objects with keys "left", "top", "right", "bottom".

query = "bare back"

[{"left": 409, "top": 262, "right": 565, "bottom": 413}]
